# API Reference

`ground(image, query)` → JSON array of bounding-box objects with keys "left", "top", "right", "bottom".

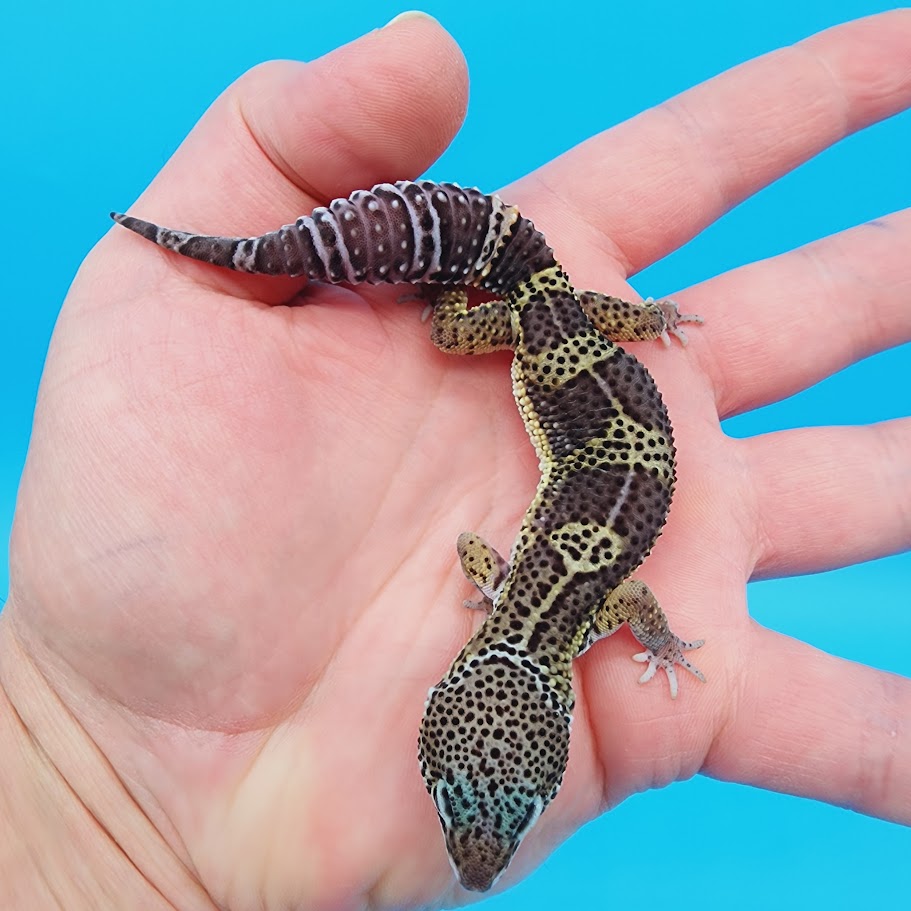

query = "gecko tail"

[
  {"left": 110, "top": 181, "right": 555, "bottom": 289},
  {"left": 111, "top": 212, "right": 167, "bottom": 246},
  {"left": 109, "top": 212, "right": 294, "bottom": 275}
]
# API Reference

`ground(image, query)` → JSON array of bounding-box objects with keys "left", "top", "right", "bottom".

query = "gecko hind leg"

[
  {"left": 578, "top": 292, "right": 703, "bottom": 347},
  {"left": 456, "top": 532, "right": 511, "bottom": 614},
  {"left": 586, "top": 579, "right": 705, "bottom": 698},
  {"left": 430, "top": 289, "right": 514, "bottom": 355}
]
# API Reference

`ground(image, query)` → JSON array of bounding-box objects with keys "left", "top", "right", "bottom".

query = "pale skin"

[{"left": 1, "top": 10, "right": 910, "bottom": 911}]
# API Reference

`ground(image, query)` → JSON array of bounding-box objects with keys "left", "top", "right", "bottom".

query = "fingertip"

[
  {"left": 306, "top": 10, "right": 469, "bottom": 192},
  {"left": 382, "top": 10, "right": 441, "bottom": 28},
  {"left": 241, "top": 11, "right": 470, "bottom": 199}
]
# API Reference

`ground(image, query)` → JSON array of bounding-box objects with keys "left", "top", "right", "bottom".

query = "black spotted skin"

[{"left": 112, "top": 180, "right": 705, "bottom": 892}]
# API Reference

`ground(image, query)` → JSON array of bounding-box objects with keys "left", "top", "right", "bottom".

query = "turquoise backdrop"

[{"left": 3, "top": 1, "right": 909, "bottom": 908}]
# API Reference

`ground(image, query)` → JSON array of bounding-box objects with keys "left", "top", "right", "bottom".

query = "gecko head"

[{"left": 418, "top": 651, "right": 570, "bottom": 892}]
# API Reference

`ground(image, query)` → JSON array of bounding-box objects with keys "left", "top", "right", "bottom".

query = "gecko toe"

[
  {"left": 632, "top": 637, "right": 706, "bottom": 698},
  {"left": 653, "top": 298, "right": 704, "bottom": 347}
]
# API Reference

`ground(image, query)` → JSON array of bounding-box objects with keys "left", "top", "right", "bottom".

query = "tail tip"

[{"left": 110, "top": 211, "right": 125, "bottom": 223}]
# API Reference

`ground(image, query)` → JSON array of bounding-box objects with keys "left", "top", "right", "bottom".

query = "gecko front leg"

[
  {"left": 577, "top": 292, "right": 703, "bottom": 347},
  {"left": 582, "top": 579, "right": 705, "bottom": 699}
]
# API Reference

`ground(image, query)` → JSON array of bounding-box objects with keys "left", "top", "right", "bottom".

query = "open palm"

[{"left": 3, "top": 12, "right": 910, "bottom": 911}]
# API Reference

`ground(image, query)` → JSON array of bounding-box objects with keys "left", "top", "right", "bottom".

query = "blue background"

[{"left": 3, "top": 1, "right": 909, "bottom": 908}]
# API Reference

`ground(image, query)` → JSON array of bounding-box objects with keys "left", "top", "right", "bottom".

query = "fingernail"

[{"left": 384, "top": 10, "right": 439, "bottom": 28}]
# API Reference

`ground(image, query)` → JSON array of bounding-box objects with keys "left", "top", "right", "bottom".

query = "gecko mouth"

[
  {"left": 445, "top": 794, "right": 544, "bottom": 892},
  {"left": 446, "top": 833, "right": 514, "bottom": 892},
  {"left": 458, "top": 864, "right": 503, "bottom": 893}
]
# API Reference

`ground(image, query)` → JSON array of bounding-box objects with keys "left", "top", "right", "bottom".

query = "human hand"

[{"left": 2, "top": 10, "right": 909, "bottom": 911}]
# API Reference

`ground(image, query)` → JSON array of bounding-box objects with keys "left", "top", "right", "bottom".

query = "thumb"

[{"left": 106, "top": 12, "right": 468, "bottom": 300}]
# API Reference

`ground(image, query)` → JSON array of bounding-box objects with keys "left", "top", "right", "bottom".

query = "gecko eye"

[
  {"left": 514, "top": 796, "right": 544, "bottom": 842},
  {"left": 433, "top": 781, "right": 455, "bottom": 825}
]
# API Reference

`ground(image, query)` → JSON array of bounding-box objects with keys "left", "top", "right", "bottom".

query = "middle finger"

[{"left": 685, "top": 207, "right": 911, "bottom": 417}]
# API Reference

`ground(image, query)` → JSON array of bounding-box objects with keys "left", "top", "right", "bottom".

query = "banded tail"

[{"left": 111, "top": 181, "right": 557, "bottom": 295}]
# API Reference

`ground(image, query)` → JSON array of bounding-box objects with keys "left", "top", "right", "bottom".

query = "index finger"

[{"left": 507, "top": 10, "right": 911, "bottom": 284}]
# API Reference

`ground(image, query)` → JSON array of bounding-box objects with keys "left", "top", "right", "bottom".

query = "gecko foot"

[
  {"left": 632, "top": 636, "right": 705, "bottom": 699},
  {"left": 463, "top": 595, "right": 494, "bottom": 614},
  {"left": 394, "top": 289, "right": 436, "bottom": 321},
  {"left": 647, "top": 297, "right": 704, "bottom": 348}
]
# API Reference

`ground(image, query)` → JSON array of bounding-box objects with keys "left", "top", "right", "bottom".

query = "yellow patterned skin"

[
  {"left": 110, "top": 182, "right": 705, "bottom": 894},
  {"left": 419, "top": 268, "right": 705, "bottom": 892}
]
